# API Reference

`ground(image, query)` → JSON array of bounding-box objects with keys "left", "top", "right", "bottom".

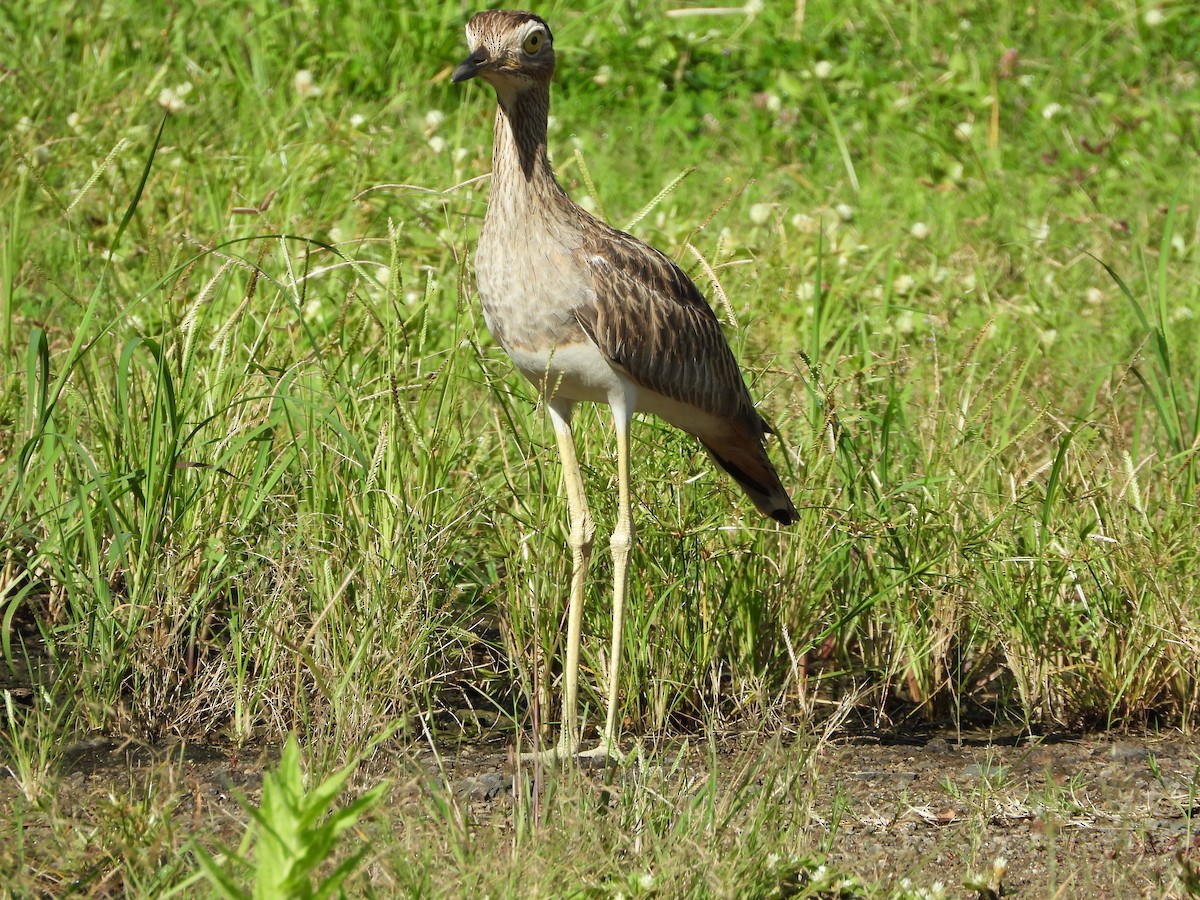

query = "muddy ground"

[{"left": 7, "top": 726, "right": 1198, "bottom": 897}]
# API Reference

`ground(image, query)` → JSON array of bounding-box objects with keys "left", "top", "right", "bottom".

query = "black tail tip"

[{"left": 769, "top": 506, "right": 799, "bottom": 526}]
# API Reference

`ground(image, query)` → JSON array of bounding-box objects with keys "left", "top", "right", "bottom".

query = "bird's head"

[{"left": 452, "top": 10, "right": 555, "bottom": 90}]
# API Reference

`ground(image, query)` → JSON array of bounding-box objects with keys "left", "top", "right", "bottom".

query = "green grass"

[{"left": 1, "top": 0, "right": 1199, "bottom": 895}]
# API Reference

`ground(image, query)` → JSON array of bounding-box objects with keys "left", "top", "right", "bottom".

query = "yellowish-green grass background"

[{"left": 1, "top": 0, "right": 1198, "bottom": 895}]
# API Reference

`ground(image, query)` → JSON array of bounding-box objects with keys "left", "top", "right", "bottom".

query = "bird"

[{"left": 452, "top": 9, "right": 797, "bottom": 762}]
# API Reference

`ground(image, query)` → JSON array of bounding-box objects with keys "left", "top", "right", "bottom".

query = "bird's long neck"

[{"left": 490, "top": 83, "right": 568, "bottom": 213}]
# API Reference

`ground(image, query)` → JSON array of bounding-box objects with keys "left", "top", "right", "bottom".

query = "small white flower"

[
  {"left": 424, "top": 109, "right": 445, "bottom": 131},
  {"left": 1042, "top": 102, "right": 1063, "bottom": 120},
  {"left": 959, "top": 17, "right": 972, "bottom": 31},
  {"left": 1143, "top": 8, "right": 1165, "bottom": 26},
  {"left": 954, "top": 121, "right": 973, "bottom": 141},
  {"left": 1170, "top": 233, "right": 1186, "bottom": 255},
  {"left": 835, "top": 202, "right": 854, "bottom": 221},
  {"left": 16, "top": 116, "right": 33, "bottom": 134},
  {"left": 791, "top": 212, "right": 818, "bottom": 233},
  {"left": 428, "top": 135, "right": 447, "bottom": 154},
  {"left": 813, "top": 60, "right": 834, "bottom": 80},
  {"left": 175, "top": 81, "right": 193, "bottom": 98},
  {"left": 764, "top": 93, "right": 782, "bottom": 113},
  {"left": 1019, "top": 74, "right": 1035, "bottom": 88},
  {"left": 294, "top": 69, "right": 321, "bottom": 99},
  {"left": 67, "top": 112, "right": 82, "bottom": 132},
  {"left": 638, "top": 873, "right": 654, "bottom": 890},
  {"left": 896, "top": 309, "right": 915, "bottom": 335},
  {"left": 349, "top": 113, "right": 366, "bottom": 128},
  {"left": 1039, "top": 328, "right": 1058, "bottom": 347},
  {"left": 796, "top": 282, "right": 816, "bottom": 302},
  {"left": 1085, "top": 287, "right": 1104, "bottom": 305},
  {"left": 748, "top": 203, "right": 772, "bottom": 225},
  {"left": 893, "top": 274, "right": 915, "bottom": 295},
  {"left": 157, "top": 87, "right": 186, "bottom": 113},
  {"left": 910, "top": 221, "right": 930, "bottom": 241},
  {"left": 593, "top": 64, "right": 613, "bottom": 86},
  {"left": 454, "top": 146, "right": 469, "bottom": 164}
]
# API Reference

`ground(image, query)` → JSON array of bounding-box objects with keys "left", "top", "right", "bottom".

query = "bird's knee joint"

[
  {"left": 570, "top": 516, "right": 595, "bottom": 553},
  {"left": 609, "top": 526, "right": 635, "bottom": 557}
]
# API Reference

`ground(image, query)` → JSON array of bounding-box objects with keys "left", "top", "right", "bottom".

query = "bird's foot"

[{"left": 516, "top": 736, "right": 625, "bottom": 767}]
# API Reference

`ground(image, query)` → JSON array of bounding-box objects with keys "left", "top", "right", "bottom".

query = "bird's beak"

[{"left": 452, "top": 47, "right": 490, "bottom": 83}]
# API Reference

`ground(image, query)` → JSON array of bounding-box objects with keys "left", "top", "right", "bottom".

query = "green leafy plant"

[{"left": 191, "top": 735, "right": 385, "bottom": 900}]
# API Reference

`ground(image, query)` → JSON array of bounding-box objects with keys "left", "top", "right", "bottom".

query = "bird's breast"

[{"left": 475, "top": 222, "right": 621, "bottom": 404}]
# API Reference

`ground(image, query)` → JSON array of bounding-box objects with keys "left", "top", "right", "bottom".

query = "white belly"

[{"left": 506, "top": 340, "right": 624, "bottom": 405}]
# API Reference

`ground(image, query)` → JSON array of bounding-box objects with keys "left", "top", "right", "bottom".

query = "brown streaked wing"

[{"left": 574, "top": 223, "right": 765, "bottom": 435}]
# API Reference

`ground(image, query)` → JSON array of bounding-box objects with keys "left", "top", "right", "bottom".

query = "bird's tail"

[{"left": 700, "top": 435, "right": 798, "bottom": 525}]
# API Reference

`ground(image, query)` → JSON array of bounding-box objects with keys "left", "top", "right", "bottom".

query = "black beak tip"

[{"left": 451, "top": 49, "right": 488, "bottom": 84}]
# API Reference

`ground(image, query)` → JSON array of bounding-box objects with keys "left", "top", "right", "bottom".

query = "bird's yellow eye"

[{"left": 523, "top": 31, "right": 543, "bottom": 54}]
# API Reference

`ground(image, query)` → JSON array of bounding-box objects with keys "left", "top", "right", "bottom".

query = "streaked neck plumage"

[{"left": 488, "top": 81, "right": 570, "bottom": 219}]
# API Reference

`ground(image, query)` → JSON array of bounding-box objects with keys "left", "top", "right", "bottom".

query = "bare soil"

[{"left": 8, "top": 726, "right": 1195, "bottom": 897}]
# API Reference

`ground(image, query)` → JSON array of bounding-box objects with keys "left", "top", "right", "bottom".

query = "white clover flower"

[
  {"left": 593, "top": 64, "right": 612, "bottom": 86},
  {"left": 67, "top": 112, "right": 82, "bottom": 132},
  {"left": 1085, "top": 287, "right": 1105, "bottom": 305},
  {"left": 157, "top": 87, "right": 187, "bottom": 113},
  {"left": 764, "top": 93, "right": 782, "bottom": 113},
  {"left": 638, "top": 873, "right": 654, "bottom": 890},
  {"left": 896, "top": 309, "right": 915, "bottom": 335},
  {"left": 16, "top": 115, "right": 33, "bottom": 134},
  {"left": 813, "top": 60, "right": 834, "bottom": 80},
  {"left": 454, "top": 146, "right": 469, "bottom": 164},
  {"left": 893, "top": 274, "right": 915, "bottom": 295},
  {"left": 749, "top": 203, "right": 772, "bottom": 225},
  {"left": 791, "top": 212, "right": 818, "bottom": 233},
  {"left": 1042, "top": 102, "right": 1063, "bottom": 120},
  {"left": 796, "top": 282, "right": 816, "bottom": 302},
  {"left": 835, "top": 202, "right": 854, "bottom": 221},
  {"left": 428, "top": 135, "right": 447, "bottom": 154},
  {"left": 1019, "top": 74, "right": 1035, "bottom": 88},
  {"left": 954, "top": 121, "right": 973, "bottom": 141},
  {"left": 294, "top": 69, "right": 321, "bottom": 99},
  {"left": 910, "top": 221, "right": 930, "bottom": 241},
  {"left": 1143, "top": 8, "right": 1165, "bottom": 26},
  {"left": 1039, "top": 328, "right": 1058, "bottom": 347},
  {"left": 349, "top": 113, "right": 366, "bottom": 129},
  {"left": 425, "top": 109, "right": 446, "bottom": 131},
  {"left": 1170, "top": 233, "right": 1186, "bottom": 255}
]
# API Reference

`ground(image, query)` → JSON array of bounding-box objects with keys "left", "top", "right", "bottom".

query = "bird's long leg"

[
  {"left": 579, "top": 388, "right": 634, "bottom": 762},
  {"left": 521, "top": 398, "right": 594, "bottom": 763}
]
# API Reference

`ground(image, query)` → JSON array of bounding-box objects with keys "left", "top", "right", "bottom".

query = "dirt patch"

[{"left": 3, "top": 728, "right": 1198, "bottom": 896}]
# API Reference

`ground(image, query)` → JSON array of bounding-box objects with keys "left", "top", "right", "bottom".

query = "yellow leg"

[
  {"left": 579, "top": 393, "right": 633, "bottom": 763},
  {"left": 522, "top": 399, "right": 593, "bottom": 762},
  {"left": 521, "top": 393, "right": 630, "bottom": 767}
]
